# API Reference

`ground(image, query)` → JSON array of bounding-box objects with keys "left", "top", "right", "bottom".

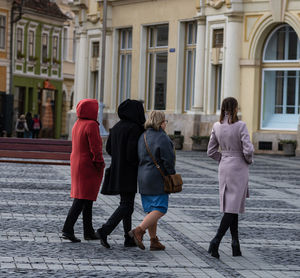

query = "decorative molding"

[
  {"left": 194, "top": 15, "right": 206, "bottom": 25},
  {"left": 226, "top": 13, "right": 243, "bottom": 23},
  {"left": 207, "top": 0, "right": 225, "bottom": 9},
  {"left": 269, "top": 0, "right": 288, "bottom": 22},
  {"left": 87, "top": 12, "right": 101, "bottom": 24},
  {"left": 244, "top": 14, "right": 263, "bottom": 42},
  {"left": 225, "top": 0, "right": 231, "bottom": 8}
]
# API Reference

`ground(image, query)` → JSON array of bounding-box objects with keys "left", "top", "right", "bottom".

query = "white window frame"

[
  {"left": 41, "top": 31, "right": 49, "bottom": 63},
  {"left": 260, "top": 68, "right": 300, "bottom": 131},
  {"left": 63, "top": 27, "right": 69, "bottom": 61},
  {"left": 27, "top": 29, "right": 35, "bottom": 59},
  {"left": 117, "top": 28, "right": 132, "bottom": 105},
  {"left": 184, "top": 21, "right": 197, "bottom": 112},
  {"left": 146, "top": 24, "right": 169, "bottom": 111},
  {"left": 0, "top": 14, "right": 6, "bottom": 50},
  {"left": 263, "top": 24, "right": 300, "bottom": 63}
]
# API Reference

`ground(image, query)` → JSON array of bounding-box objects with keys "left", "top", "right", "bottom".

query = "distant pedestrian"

[
  {"left": 207, "top": 97, "right": 254, "bottom": 259},
  {"left": 15, "top": 114, "right": 28, "bottom": 138},
  {"left": 97, "top": 99, "right": 145, "bottom": 249},
  {"left": 24, "top": 112, "right": 33, "bottom": 138},
  {"left": 129, "top": 111, "right": 175, "bottom": 251},
  {"left": 61, "top": 99, "right": 105, "bottom": 242},
  {"left": 32, "top": 114, "right": 42, "bottom": 138}
]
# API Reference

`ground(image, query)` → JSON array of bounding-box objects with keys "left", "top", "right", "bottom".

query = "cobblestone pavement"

[{"left": 0, "top": 152, "right": 300, "bottom": 278}]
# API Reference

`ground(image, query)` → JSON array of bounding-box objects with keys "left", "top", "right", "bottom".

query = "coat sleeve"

[
  {"left": 207, "top": 126, "right": 221, "bottom": 162},
  {"left": 86, "top": 122, "right": 105, "bottom": 171},
  {"left": 126, "top": 126, "right": 142, "bottom": 166},
  {"left": 240, "top": 123, "right": 254, "bottom": 164},
  {"left": 160, "top": 136, "right": 176, "bottom": 175},
  {"left": 106, "top": 132, "right": 112, "bottom": 156}
]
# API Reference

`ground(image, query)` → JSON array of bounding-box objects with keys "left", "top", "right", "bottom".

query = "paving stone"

[{"left": 0, "top": 152, "right": 299, "bottom": 277}]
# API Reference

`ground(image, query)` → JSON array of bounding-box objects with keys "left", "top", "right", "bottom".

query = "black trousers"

[
  {"left": 62, "top": 198, "right": 94, "bottom": 236},
  {"left": 216, "top": 213, "right": 239, "bottom": 240},
  {"left": 100, "top": 193, "right": 135, "bottom": 236}
]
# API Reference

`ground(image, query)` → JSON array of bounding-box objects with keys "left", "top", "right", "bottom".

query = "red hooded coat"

[{"left": 70, "top": 99, "right": 105, "bottom": 201}]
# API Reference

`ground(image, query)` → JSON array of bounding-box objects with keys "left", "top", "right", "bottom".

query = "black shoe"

[
  {"left": 232, "top": 239, "right": 242, "bottom": 256},
  {"left": 97, "top": 228, "right": 110, "bottom": 249},
  {"left": 124, "top": 235, "right": 137, "bottom": 247},
  {"left": 84, "top": 232, "right": 100, "bottom": 240},
  {"left": 208, "top": 237, "right": 220, "bottom": 259},
  {"left": 61, "top": 232, "right": 81, "bottom": 243}
]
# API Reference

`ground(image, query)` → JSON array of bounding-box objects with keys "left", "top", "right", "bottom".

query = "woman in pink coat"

[
  {"left": 207, "top": 97, "right": 254, "bottom": 259},
  {"left": 61, "top": 99, "right": 105, "bottom": 242}
]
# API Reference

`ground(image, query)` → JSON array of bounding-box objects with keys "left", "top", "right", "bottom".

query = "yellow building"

[{"left": 71, "top": 0, "right": 300, "bottom": 154}]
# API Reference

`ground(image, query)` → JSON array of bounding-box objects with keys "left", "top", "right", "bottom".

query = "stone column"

[
  {"left": 74, "top": 30, "right": 88, "bottom": 108},
  {"left": 193, "top": 16, "right": 206, "bottom": 111},
  {"left": 223, "top": 14, "right": 243, "bottom": 101}
]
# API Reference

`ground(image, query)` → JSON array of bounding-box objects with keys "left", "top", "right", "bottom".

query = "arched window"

[{"left": 261, "top": 24, "right": 300, "bottom": 130}]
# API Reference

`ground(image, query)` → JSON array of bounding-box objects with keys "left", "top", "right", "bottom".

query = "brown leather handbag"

[{"left": 144, "top": 133, "right": 183, "bottom": 194}]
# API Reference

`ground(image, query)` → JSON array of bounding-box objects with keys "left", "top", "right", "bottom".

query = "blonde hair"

[{"left": 144, "top": 110, "right": 165, "bottom": 131}]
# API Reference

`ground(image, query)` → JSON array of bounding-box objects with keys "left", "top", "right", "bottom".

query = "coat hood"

[
  {"left": 76, "top": 99, "right": 98, "bottom": 121},
  {"left": 117, "top": 99, "right": 146, "bottom": 126}
]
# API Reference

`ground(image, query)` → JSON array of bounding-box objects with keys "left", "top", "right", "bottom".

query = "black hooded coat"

[{"left": 101, "top": 99, "right": 145, "bottom": 195}]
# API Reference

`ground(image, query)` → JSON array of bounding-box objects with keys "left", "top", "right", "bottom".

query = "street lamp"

[{"left": 98, "top": 0, "right": 108, "bottom": 136}]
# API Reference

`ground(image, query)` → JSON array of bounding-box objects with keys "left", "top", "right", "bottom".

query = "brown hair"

[
  {"left": 219, "top": 97, "right": 239, "bottom": 124},
  {"left": 144, "top": 110, "right": 165, "bottom": 131}
]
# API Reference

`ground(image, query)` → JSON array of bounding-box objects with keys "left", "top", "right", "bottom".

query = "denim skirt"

[{"left": 141, "top": 194, "right": 169, "bottom": 214}]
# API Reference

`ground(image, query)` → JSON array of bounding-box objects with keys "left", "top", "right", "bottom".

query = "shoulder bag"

[{"left": 144, "top": 133, "right": 183, "bottom": 194}]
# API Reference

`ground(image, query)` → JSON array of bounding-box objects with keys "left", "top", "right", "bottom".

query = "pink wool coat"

[
  {"left": 70, "top": 99, "right": 105, "bottom": 201},
  {"left": 207, "top": 116, "right": 254, "bottom": 213}
]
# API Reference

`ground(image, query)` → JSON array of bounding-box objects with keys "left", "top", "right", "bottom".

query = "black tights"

[{"left": 216, "top": 213, "right": 239, "bottom": 241}]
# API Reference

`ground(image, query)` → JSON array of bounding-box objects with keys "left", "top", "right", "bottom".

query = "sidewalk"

[{"left": 0, "top": 152, "right": 299, "bottom": 277}]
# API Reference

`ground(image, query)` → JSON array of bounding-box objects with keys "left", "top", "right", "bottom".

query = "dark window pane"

[
  {"left": 213, "top": 29, "right": 223, "bottom": 48},
  {"left": 156, "top": 25, "right": 168, "bottom": 47},
  {"left": 154, "top": 53, "right": 168, "bottom": 110},
  {"left": 275, "top": 71, "right": 284, "bottom": 114},
  {"left": 288, "top": 28, "right": 298, "bottom": 60}
]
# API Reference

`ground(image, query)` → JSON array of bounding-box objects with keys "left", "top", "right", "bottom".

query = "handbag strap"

[{"left": 143, "top": 132, "right": 166, "bottom": 178}]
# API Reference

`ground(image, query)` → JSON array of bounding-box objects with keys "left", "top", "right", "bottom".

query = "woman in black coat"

[{"left": 97, "top": 99, "right": 145, "bottom": 248}]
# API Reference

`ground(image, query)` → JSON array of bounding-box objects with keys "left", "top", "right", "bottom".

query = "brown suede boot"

[
  {"left": 150, "top": 236, "right": 165, "bottom": 251},
  {"left": 129, "top": 227, "right": 145, "bottom": 250}
]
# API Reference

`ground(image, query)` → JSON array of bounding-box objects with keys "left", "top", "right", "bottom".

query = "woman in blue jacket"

[{"left": 129, "top": 111, "right": 175, "bottom": 251}]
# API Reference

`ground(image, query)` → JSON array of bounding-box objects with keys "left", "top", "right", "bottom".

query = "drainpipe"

[
  {"left": 98, "top": 0, "right": 108, "bottom": 136},
  {"left": 9, "top": 0, "right": 24, "bottom": 96}
]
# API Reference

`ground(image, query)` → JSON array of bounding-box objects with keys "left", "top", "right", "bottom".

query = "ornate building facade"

[{"left": 70, "top": 0, "right": 300, "bottom": 154}]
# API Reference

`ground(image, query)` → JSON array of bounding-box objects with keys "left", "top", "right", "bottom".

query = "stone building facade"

[{"left": 70, "top": 0, "right": 300, "bottom": 154}]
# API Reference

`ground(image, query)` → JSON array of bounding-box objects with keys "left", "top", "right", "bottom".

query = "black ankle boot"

[
  {"left": 124, "top": 235, "right": 136, "bottom": 247},
  {"left": 232, "top": 239, "right": 242, "bottom": 256},
  {"left": 208, "top": 237, "right": 220, "bottom": 259}
]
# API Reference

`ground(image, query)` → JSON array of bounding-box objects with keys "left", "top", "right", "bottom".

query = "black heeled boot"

[
  {"left": 232, "top": 239, "right": 242, "bottom": 256},
  {"left": 208, "top": 237, "right": 220, "bottom": 259}
]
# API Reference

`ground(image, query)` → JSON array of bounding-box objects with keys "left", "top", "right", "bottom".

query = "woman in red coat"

[{"left": 61, "top": 99, "right": 105, "bottom": 242}]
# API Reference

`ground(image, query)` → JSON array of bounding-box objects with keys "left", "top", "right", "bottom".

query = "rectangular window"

[
  {"left": 92, "top": 41, "right": 99, "bottom": 58},
  {"left": 118, "top": 28, "right": 132, "bottom": 104},
  {"left": 63, "top": 27, "right": 68, "bottom": 60},
  {"left": 213, "top": 29, "right": 223, "bottom": 48},
  {"left": 262, "top": 69, "right": 300, "bottom": 130},
  {"left": 147, "top": 25, "right": 169, "bottom": 110},
  {"left": 184, "top": 21, "right": 197, "bottom": 111},
  {"left": 28, "top": 30, "right": 34, "bottom": 58},
  {"left": 17, "top": 28, "right": 23, "bottom": 53},
  {"left": 0, "top": 15, "right": 6, "bottom": 49},
  {"left": 42, "top": 33, "right": 48, "bottom": 61},
  {"left": 92, "top": 71, "right": 99, "bottom": 99},
  {"left": 53, "top": 36, "right": 58, "bottom": 61}
]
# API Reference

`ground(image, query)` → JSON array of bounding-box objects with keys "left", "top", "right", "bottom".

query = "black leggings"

[
  {"left": 216, "top": 213, "right": 239, "bottom": 240},
  {"left": 62, "top": 198, "right": 94, "bottom": 236},
  {"left": 100, "top": 193, "right": 135, "bottom": 236}
]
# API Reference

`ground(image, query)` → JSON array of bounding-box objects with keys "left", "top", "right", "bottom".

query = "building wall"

[{"left": 0, "top": 4, "right": 10, "bottom": 93}]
